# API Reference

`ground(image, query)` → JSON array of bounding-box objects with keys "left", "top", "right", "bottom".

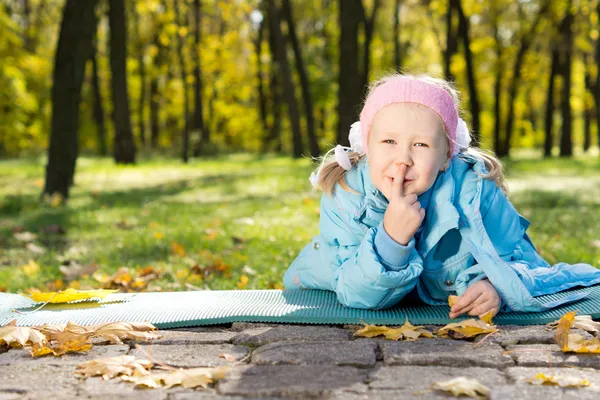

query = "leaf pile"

[
  {"left": 552, "top": 311, "right": 600, "bottom": 353},
  {"left": 354, "top": 319, "right": 433, "bottom": 341}
]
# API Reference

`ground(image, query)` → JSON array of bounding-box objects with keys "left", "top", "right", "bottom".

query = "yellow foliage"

[
  {"left": 354, "top": 319, "right": 434, "bottom": 341},
  {"left": 23, "top": 288, "right": 118, "bottom": 303},
  {"left": 236, "top": 275, "right": 249, "bottom": 289},
  {"left": 437, "top": 318, "right": 497, "bottom": 340},
  {"left": 527, "top": 373, "right": 590, "bottom": 388}
]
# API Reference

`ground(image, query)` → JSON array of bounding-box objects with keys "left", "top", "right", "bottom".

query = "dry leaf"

[
  {"left": 527, "top": 373, "right": 591, "bottom": 388},
  {"left": 75, "top": 355, "right": 153, "bottom": 379},
  {"left": 354, "top": 319, "right": 434, "bottom": 341},
  {"left": 480, "top": 310, "right": 494, "bottom": 325},
  {"left": 431, "top": 377, "right": 490, "bottom": 398},
  {"left": 437, "top": 318, "right": 497, "bottom": 340},
  {"left": 94, "top": 267, "right": 161, "bottom": 292},
  {"left": 553, "top": 311, "right": 577, "bottom": 350},
  {"left": 448, "top": 295, "right": 460, "bottom": 307},
  {"left": 564, "top": 334, "right": 600, "bottom": 353},
  {"left": 171, "top": 241, "right": 187, "bottom": 257},
  {"left": 31, "top": 339, "right": 93, "bottom": 357},
  {"left": 0, "top": 320, "right": 47, "bottom": 348},
  {"left": 24, "top": 288, "right": 118, "bottom": 303},
  {"left": 121, "top": 366, "right": 230, "bottom": 389},
  {"left": 547, "top": 314, "right": 600, "bottom": 334},
  {"left": 38, "top": 321, "right": 160, "bottom": 344}
]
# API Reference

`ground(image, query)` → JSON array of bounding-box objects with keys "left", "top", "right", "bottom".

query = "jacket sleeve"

[{"left": 290, "top": 191, "right": 424, "bottom": 309}]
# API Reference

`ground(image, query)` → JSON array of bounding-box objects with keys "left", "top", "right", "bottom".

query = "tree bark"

[
  {"left": 393, "top": 0, "right": 402, "bottom": 71},
  {"left": 254, "top": 12, "right": 268, "bottom": 138},
  {"left": 501, "top": 1, "right": 551, "bottom": 157},
  {"left": 90, "top": 15, "right": 107, "bottom": 156},
  {"left": 444, "top": 0, "right": 458, "bottom": 81},
  {"left": 336, "top": 0, "right": 362, "bottom": 146},
  {"left": 543, "top": 45, "right": 559, "bottom": 157},
  {"left": 44, "top": 0, "right": 98, "bottom": 199},
  {"left": 559, "top": 2, "right": 573, "bottom": 157},
  {"left": 281, "top": 0, "right": 319, "bottom": 157},
  {"left": 453, "top": 0, "right": 480, "bottom": 146},
  {"left": 108, "top": 0, "right": 136, "bottom": 163},
  {"left": 584, "top": 53, "right": 593, "bottom": 152},
  {"left": 191, "top": 0, "right": 206, "bottom": 157},
  {"left": 132, "top": 4, "right": 146, "bottom": 146},
  {"left": 267, "top": 0, "right": 303, "bottom": 158},
  {"left": 359, "top": 0, "right": 381, "bottom": 93},
  {"left": 173, "top": 0, "right": 190, "bottom": 162}
]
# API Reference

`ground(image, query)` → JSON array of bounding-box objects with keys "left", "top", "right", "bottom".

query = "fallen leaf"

[
  {"left": 480, "top": 310, "right": 494, "bottom": 325},
  {"left": 448, "top": 295, "right": 460, "bottom": 307},
  {"left": 219, "top": 353, "right": 238, "bottom": 362},
  {"left": 14, "top": 231, "right": 36, "bottom": 242},
  {"left": 437, "top": 318, "right": 497, "bottom": 340},
  {"left": 564, "top": 334, "right": 600, "bottom": 353},
  {"left": 236, "top": 275, "right": 249, "bottom": 289},
  {"left": 31, "top": 339, "right": 93, "bottom": 357},
  {"left": 38, "top": 321, "right": 160, "bottom": 344},
  {"left": 527, "top": 372, "right": 591, "bottom": 388},
  {"left": 23, "top": 288, "right": 118, "bottom": 303},
  {"left": 354, "top": 320, "right": 433, "bottom": 341},
  {"left": 553, "top": 311, "right": 577, "bottom": 350},
  {"left": 432, "top": 377, "right": 489, "bottom": 398},
  {"left": 0, "top": 320, "right": 47, "bottom": 348},
  {"left": 121, "top": 366, "right": 229, "bottom": 389},
  {"left": 171, "top": 241, "right": 187, "bottom": 257},
  {"left": 59, "top": 261, "right": 98, "bottom": 281},
  {"left": 22, "top": 260, "right": 41, "bottom": 276},
  {"left": 95, "top": 267, "right": 161, "bottom": 292},
  {"left": 75, "top": 355, "right": 153, "bottom": 379},
  {"left": 26, "top": 242, "right": 46, "bottom": 254},
  {"left": 547, "top": 314, "right": 600, "bottom": 334}
]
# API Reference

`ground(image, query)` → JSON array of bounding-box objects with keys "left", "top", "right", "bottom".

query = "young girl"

[{"left": 283, "top": 73, "right": 600, "bottom": 319}]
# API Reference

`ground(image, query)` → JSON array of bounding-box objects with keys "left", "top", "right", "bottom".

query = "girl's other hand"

[{"left": 448, "top": 279, "right": 501, "bottom": 319}]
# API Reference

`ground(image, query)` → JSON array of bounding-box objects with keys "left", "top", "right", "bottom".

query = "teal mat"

[{"left": 1, "top": 286, "right": 599, "bottom": 328}]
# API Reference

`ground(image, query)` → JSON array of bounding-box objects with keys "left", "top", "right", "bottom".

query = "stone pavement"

[{"left": 1, "top": 322, "right": 599, "bottom": 399}]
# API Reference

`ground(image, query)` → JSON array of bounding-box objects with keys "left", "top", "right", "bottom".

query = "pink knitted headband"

[{"left": 359, "top": 77, "right": 459, "bottom": 154}]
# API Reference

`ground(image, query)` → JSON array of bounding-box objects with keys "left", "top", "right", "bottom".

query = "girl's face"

[{"left": 367, "top": 103, "right": 451, "bottom": 200}]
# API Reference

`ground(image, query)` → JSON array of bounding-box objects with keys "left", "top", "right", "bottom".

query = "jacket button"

[
  {"left": 313, "top": 242, "right": 320, "bottom": 250},
  {"left": 444, "top": 280, "right": 454, "bottom": 287}
]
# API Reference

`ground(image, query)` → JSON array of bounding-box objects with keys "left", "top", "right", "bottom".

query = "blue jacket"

[{"left": 283, "top": 154, "right": 600, "bottom": 312}]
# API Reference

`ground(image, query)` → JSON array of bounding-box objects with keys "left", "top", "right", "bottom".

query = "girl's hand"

[
  {"left": 383, "top": 164, "right": 426, "bottom": 245},
  {"left": 449, "top": 279, "right": 501, "bottom": 319}
]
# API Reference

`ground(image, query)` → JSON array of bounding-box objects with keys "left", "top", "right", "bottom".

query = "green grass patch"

[{"left": 0, "top": 152, "right": 599, "bottom": 293}]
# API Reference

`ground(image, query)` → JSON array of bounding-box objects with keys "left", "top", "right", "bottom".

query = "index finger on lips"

[{"left": 393, "top": 164, "right": 407, "bottom": 198}]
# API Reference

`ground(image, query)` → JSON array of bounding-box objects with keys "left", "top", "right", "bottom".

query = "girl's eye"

[
  {"left": 414, "top": 143, "right": 429, "bottom": 148},
  {"left": 383, "top": 139, "right": 396, "bottom": 144}
]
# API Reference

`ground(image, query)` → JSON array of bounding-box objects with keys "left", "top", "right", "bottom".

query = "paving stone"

[
  {"left": 505, "top": 344, "right": 600, "bottom": 369},
  {"left": 230, "top": 322, "right": 280, "bottom": 331},
  {"left": 251, "top": 340, "right": 377, "bottom": 367},
  {"left": 151, "top": 329, "right": 237, "bottom": 345},
  {"left": 379, "top": 338, "right": 514, "bottom": 368},
  {"left": 217, "top": 365, "right": 368, "bottom": 397},
  {"left": 81, "top": 378, "right": 167, "bottom": 399},
  {"left": 232, "top": 325, "right": 350, "bottom": 346},
  {"left": 487, "top": 325, "right": 593, "bottom": 347},
  {"left": 0, "top": 364, "right": 80, "bottom": 398},
  {"left": 130, "top": 343, "right": 250, "bottom": 368},
  {"left": 0, "top": 344, "right": 128, "bottom": 365}
]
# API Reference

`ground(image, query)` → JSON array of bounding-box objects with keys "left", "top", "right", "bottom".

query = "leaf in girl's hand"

[
  {"left": 480, "top": 310, "right": 494, "bottom": 325},
  {"left": 431, "top": 377, "right": 490, "bottom": 398},
  {"left": 75, "top": 355, "right": 153, "bottom": 380},
  {"left": 354, "top": 319, "right": 433, "bottom": 341},
  {"left": 448, "top": 295, "right": 460, "bottom": 307},
  {"left": 0, "top": 320, "right": 46, "bottom": 348},
  {"left": 23, "top": 288, "right": 118, "bottom": 303},
  {"left": 437, "top": 318, "right": 497, "bottom": 340},
  {"left": 527, "top": 372, "right": 591, "bottom": 388},
  {"left": 553, "top": 311, "right": 577, "bottom": 350}
]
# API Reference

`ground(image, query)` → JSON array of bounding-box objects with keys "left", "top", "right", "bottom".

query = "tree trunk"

[
  {"left": 192, "top": 0, "right": 206, "bottom": 157},
  {"left": 559, "top": 3, "right": 573, "bottom": 157},
  {"left": 453, "top": 0, "right": 480, "bottom": 146},
  {"left": 444, "top": 0, "right": 458, "bottom": 81},
  {"left": 108, "top": 0, "right": 136, "bottom": 164},
  {"left": 359, "top": 0, "right": 381, "bottom": 93},
  {"left": 393, "top": 0, "right": 402, "bottom": 71},
  {"left": 264, "top": 6, "right": 282, "bottom": 153},
  {"left": 543, "top": 46, "right": 559, "bottom": 157},
  {"left": 267, "top": 0, "right": 303, "bottom": 158},
  {"left": 44, "top": 0, "right": 98, "bottom": 199},
  {"left": 491, "top": 6, "right": 503, "bottom": 155},
  {"left": 90, "top": 17, "right": 107, "bottom": 156},
  {"left": 336, "top": 0, "right": 362, "bottom": 146},
  {"left": 132, "top": 4, "right": 146, "bottom": 147},
  {"left": 501, "top": 1, "right": 550, "bottom": 157},
  {"left": 173, "top": 0, "right": 190, "bottom": 163},
  {"left": 595, "top": 1, "right": 600, "bottom": 156},
  {"left": 281, "top": 0, "right": 319, "bottom": 157},
  {"left": 22, "top": 0, "right": 34, "bottom": 52},
  {"left": 254, "top": 13, "right": 268, "bottom": 137},
  {"left": 584, "top": 53, "right": 593, "bottom": 152}
]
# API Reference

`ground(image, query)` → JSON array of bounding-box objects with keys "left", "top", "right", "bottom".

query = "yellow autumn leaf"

[
  {"left": 23, "top": 288, "right": 118, "bottom": 303},
  {"left": 437, "top": 318, "right": 497, "bottom": 339},
  {"left": 31, "top": 339, "right": 93, "bottom": 357},
  {"left": 432, "top": 377, "right": 490, "bottom": 398},
  {"left": 236, "top": 275, "right": 249, "bottom": 289},
  {"left": 448, "top": 295, "right": 459, "bottom": 307},
  {"left": 38, "top": 321, "right": 160, "bottom": 344},
  {"left": 547, "top": 314, "right": 600, "bottom": 334},
  {"left": 171, "top": 241, "right": 187, "bottom": 257},
  {"left": 480, "top": 310, "right": 494, "bottom": 325},
  {"left": 121, "top": 366, "right": 230, "bottom": 389},
  {"left": 564, "top": 333, "right": 600, "bottom": 353},
  {"left": 153, "top": 232, "right": 164, "bottom": 239},
  {"left": 553, "top": 311, "right": 577, "bottom": 350},
  {"left": 75, "top": 355, "right": 153, "bottom": 380},
  {"left": 22, "top": 260, "right": 40, "bottom": 276},
  {"left": 354, "top": 319, "right": 434, "bottom": 341},
  {"left": 0, "top": 320, "right": 47, "bottom": 348},
  {"left": 527, "top": 373, "right": 591, "bottom": 388}
]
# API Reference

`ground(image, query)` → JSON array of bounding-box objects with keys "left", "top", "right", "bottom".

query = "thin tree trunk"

[
  {"left": 264, "top": 6, "right": 282, "bottom": 153},
  {"left": 393, "top": 0, "right": 402, "bottom": 71},
  {"left": 132, "top": 4, "right": 146, "bottom": 147},
  {"left": 173, "top": 0, "right": 190, "bottom": 162},
  {"left": 544, "top": 46, "right": 559, "bottom": 157},
  {"left": 267, "top": 0, "right": 303, "bottom": 158},
  {"left": 90, "top": 17, "right": 107, "bottom": 156},
  {"left": 444, "top": 0, "right": 457, "bottom": 81},
  {"left": 192, "top": 0, "right": 206, "bottom": 157},
  {"left": 491, "top": 6, "right": 503, "bottom": 155},
  {"left": 109, "top": 0, "right": 136, "bottom": 163},
  {"left": 359, "top": 0, "right": 381, "bottom": 93},
  {"left": 44, "top": 0, "right": 98, "bottom": 199},
  {"left": 595, "top": 1, "right": 600, "bottom": 155},
  {"left": 254, "top": 13, "right": 268, "bottom": 137},
  {"left": 559, "top": 2, "right": 573, "bottom": 157},
  {"left": 22, "top": 0, "right": 34, "bottom": 52},
  {"left": 336, "top": 0, "right": 362, "bottom": 146},
  {"left": 501, "top": 1, "right": 551, "bottom": 157},
  {"left": 584, "top": 53, "right": 593, "bottom": 152},
  {"left": 281, "top": 0, "right": 319, "bottom": 157}
]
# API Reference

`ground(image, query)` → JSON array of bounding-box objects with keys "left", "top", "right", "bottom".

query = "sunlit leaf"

[
  {"left": 527, "top": 373, "right": 591, "bottom": 388},
  {"left": 553, "top": 311, "right": 577, "bottom": 350},
  {"left": 547, "top": 314, "right": 600, "bottom": 334},
  {"left": 75, "top": 355, "right": 153, "bottom": 380},
  {"left": 437, "top": 318, "right": 497, "bottom": 340},
  {"left": 0, "top": 320, "right": 46, "bottom": 348},
  {"left": 31, "top": 339, "right": 93, "bottom": 357},
  {"left": 354, "top": 320, "right": 433, "bottom": 341},
  {"left": 23, "top": 288, "right": 118, "bottom": 303},
  {"left": 432, "top": 377, "right": 490, "bottom": 398},
  {"left": 121, "top": 366, "right": 230, "bottom": 389}
]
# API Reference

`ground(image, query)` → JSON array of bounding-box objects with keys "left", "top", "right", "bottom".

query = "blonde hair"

[{"left": 316, "top": 73, "right": 509, "bottom": 197}]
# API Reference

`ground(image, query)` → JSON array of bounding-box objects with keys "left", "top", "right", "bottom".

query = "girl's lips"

[{"left": 387, "top": 177, "right": 414, "bottom": 186}]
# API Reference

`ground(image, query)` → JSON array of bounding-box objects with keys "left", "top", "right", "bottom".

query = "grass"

[{"left": 0, "top": 152, "right": 599, "bottom": 293}]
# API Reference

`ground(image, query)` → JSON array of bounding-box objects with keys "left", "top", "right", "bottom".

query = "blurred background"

[{"left": 0, "top": 0, "right": 599, "bottom": 293}]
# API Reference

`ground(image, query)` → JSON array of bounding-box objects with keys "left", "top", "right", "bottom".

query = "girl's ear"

[{"left": 440, "top": 150, "right": 451, "bottom": 171}]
